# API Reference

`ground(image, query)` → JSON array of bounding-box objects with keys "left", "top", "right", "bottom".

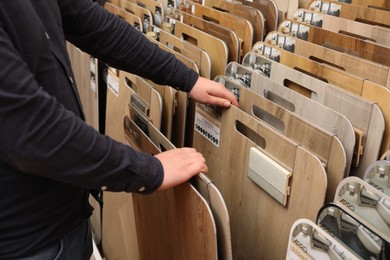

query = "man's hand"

[
  {"left": 189, "top": 76, "right": 239, "bottom": 107},
  {"left": 154, "top": 148, "right": 208, "bottom": 190}
]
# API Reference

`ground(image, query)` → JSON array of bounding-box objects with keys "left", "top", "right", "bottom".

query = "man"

[{"left": 0, "top": 0, "right": 238, "bottom": 259}]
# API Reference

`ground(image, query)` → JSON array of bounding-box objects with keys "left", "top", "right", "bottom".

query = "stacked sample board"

[{"left": 67, "top": 0, "right": 390, "bottom": 259}]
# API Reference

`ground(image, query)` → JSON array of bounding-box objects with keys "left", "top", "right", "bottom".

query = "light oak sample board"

[
  {"left": 193, "top": 105, "right": 327, "bottom": 259},
  {"left": 67, "top": 43, "right": 101, "bottom": 244},
  {"left": 278, "top": 19, "right": 390, "bottom": 66},
  {"left": 104, "top": 2, "right": 144, "bottom": 31},
  {"left": 171, "top": 10, "right": 240, "bottom": 62},
  {"left": 218, "top": 75, "right": 346, "bottom": 202},
  {"left": 103, "top": 69, "right": 140, "bottom": 260},
  {"left": 123, "top": 116, "right": 220, "bottom": 260},
  {"left": 240, "top": 52, "right": 356, "bottom": 176},
  {"left": 187, "top": 2, "right": 254, "bottom": 61},
  {"left": 242, "top": 49, "right": 385, "bottom": 178},
  {"left": 146, "top": 26, "right": 204, "bottom": 147},
  {"left": 308, "top": 0, "right": 390, "bottom": 27},
  {"left": 122, "top": 72, "right": 163, "bottom": 130},
  {"left": 264, "top": 30, "right": 390, "bottom": 88},
  {"left": 192, "top": 0, "right": 265, "bottom": 43},
  {"left": 66, "top": 44, "right": 99, "bottom": 131},
  {"left": 334, "top": 0, "right": 390, "bottom": 11},
  {"left": 167, "top": 17, "right": 229, "bottom": 78},
  {"left": 292, "top": 8, "right": 390, "bottom": 46},
  {"left": 124, "top": 115, "right": 233, "bottom": 260},
  {"left": 113, "top": 0, "right": 154, "bottom": 33},
  {"left": 239, "top": 0, "right": 279, "bottom": 36},
  {"left": 273, "top": 0, "right": 299, "bottom": 20},
  {"left": 103, "top": 69, "right": 163, "bottom": 260},
  {"left": 149, "top": 25, "right": 210, "bottom": 78},
  {"left": 126, "top": 0, "right": 165, "bottom": 27}
]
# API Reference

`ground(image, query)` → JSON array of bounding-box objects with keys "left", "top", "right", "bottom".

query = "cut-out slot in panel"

[
  {"left": 248, "top": 147, "right": 292, "bottom": 206},
  {"left": 263, "top": 89, "right": 296, "bottom": 112},
  {"left": 124, "top": 76, "right": 137, "bottom": 91},
  {"left": 252, "top": 105, "right": 285, "bottom": 132},
  {"left": 322, "top": 42, "right": 360, "bottom": 57},
  {"left": 235, "top": 120, "right": 266, "bottom": 149},
  {"left": 202, "top": 15, "right": 220, "bottom": 24},
  {"left": 338, "top": 30, "right": 376, "bottom": 42},
  {"left": 181, "top": 33, "right": 198, "bottom": 46},
  {"left": 293, "top": 67, "right": 329, "bottom": 84},
  {"left": 309, "top": 56, "right": 345, "bottom": 71},
  {"left": 125, "top": 8, "right": 135, "bottom": 15},
  {"left": 283, "top": 78, "right": 318, "bottom": 101}
]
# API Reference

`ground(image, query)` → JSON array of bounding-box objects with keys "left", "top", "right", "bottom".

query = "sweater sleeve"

[
  {"left": 0, "top": 21, "right": 163, "bottom": 194},
  {"left": 59, "top": 0, "right": 199, "bottom": 93}
]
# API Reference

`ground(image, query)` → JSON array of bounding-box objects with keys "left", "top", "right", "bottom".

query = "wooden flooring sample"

[
  {"left": 193, "top": 105, "right": 327, "bottom": 259},
  {"left": 264, "top": 30, "right": 390, "bottom": 88}
]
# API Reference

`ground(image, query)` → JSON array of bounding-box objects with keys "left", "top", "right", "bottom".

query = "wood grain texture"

[
  {"left": 278, "top": 19, "right": 390, "bottom": 66},
  {"left": 264, "top": 31, "right": 390, "bottom": 88},
  {"left": 274, "top": 0, "right": 299, "bottom": 19},
  {"left": 335, "top": 0, "right": 390, "bottom": 11},
  {"left": 193, "top": 105, "right": 327, "bottom": 259},
  {"left": 144, "top": 33, "right": 201, "bottom": 146},
  {"left": 103, "top": 69, "right": 140, "bottom": 260},
  {"left": 292, "top": 8, "right": 390, "bottom": 46},
  {"left": 127, "top": 0, "right": 165, "bottom": 27},
  {"left": 362, "top": 80, "right": 390, "bottom": 156},
  {"left": 124, "top": 116, "right": 221, "bottom": 260},
  {"left": 196, "top": 0, "right": 265, "bottom": 43},
  {"left": 147, "top": 26, "right": 206, "bottom": 77},
  {"left": 121, "top": 71, "right": 163, "bottom": 130},
  {"left": 240, "top": 0, "right": 279, "bottom": 35},
  {"left": 172, "top": 10, "right": 240, "bottom": 62},
  {"left": 308, "top": 0, "right": 390, "bottom": 27},
  {"left": 241, "top": 52, "right": 358, "bottom": 174},
  {"left": 191, "top": 174, "right": 233, "bottom": 260},
  {"left": 189, "top": 2, "right": 254, "bottom": 61},
  {"left": 104, "top": 1, "right": 144, "bottom": 31},
  {"left": 116, "top": 0, "right": 154, "bottom": 33},
  {"left": 171, "top": 19, "right": 228, "bottom": 78},
  {"left": 245, "top": 48, "right": 385, "bottom": 177},
  {"left": 66, "top": 44, "right": 99, "bottom": 131},
  {"left": 220, "top": 77, "right": 346, "bottom": 202},
  {"left": 253, "top": 41, "right": 365, "bottom": 96}
]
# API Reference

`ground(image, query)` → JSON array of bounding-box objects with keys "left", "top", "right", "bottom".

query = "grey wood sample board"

[
  {"left": 192, "top": 104, "right": 327, "bottom": 259},
  {"left": 238, "top": 53, "right": 376, "bottom": 177},
  {"left": 251, "top": 42, "right": 386, "bottom": 178},
  {"left": 217, "top": 75, "right": 346, "bottom": 203},
  {"left": 240, "top": 52, "right": 356, "bottom": 175}
]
